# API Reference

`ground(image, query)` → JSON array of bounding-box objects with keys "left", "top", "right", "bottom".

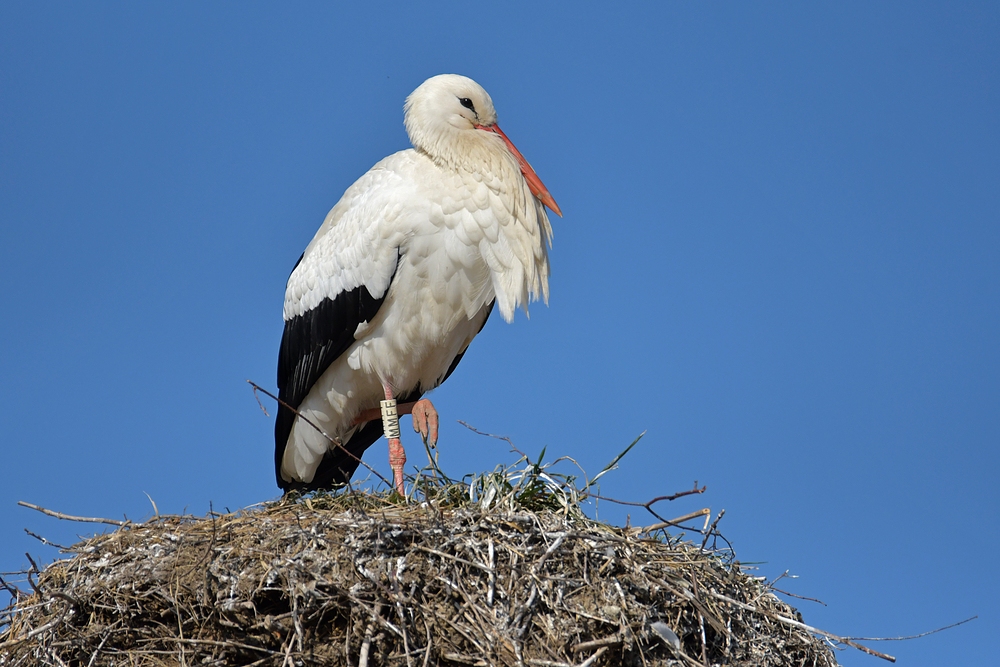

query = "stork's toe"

[{"left": 410, "top": 398, "right": 439, "bottom": 446}]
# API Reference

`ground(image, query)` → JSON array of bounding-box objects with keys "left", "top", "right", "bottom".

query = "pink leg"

[
  {"left": 383, "top": 385, "right": 407, "bottom": 496},
  {"left": 353, "top": 399, "right": 439, "bottom": 446}
]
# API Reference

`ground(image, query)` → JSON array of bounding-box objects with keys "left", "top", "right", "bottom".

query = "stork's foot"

[
  {"left": 410, "top": 398, "right": 439, "bottom": 446},
  {"left": 352, "top": 394, "right": 438, "bottom": 495}
]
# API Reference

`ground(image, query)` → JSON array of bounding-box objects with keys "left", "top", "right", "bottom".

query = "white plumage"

[{"left": 275, "top": 74, "right": 561, "bottom": 494}]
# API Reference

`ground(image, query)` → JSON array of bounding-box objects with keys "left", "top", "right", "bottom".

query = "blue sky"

[{"left": 2, "top": 3, "right": 997, "bottom": 664}]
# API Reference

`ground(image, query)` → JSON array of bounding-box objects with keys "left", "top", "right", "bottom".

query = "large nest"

[{"left": 1, "top": 450, "right": 857, "bottom": 666}]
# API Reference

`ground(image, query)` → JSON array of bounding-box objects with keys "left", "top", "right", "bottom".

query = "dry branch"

[{"left": 16, "top": 502, "right": 126, "bottom": 527}]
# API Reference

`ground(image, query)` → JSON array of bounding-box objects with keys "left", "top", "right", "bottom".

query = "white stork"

[{"left": 275, "top": 74, "right": 561, "bottom": 494}]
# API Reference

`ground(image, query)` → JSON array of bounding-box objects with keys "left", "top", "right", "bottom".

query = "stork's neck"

[{"left": 413, "top": 130, "right": 506, "bottom": 176}]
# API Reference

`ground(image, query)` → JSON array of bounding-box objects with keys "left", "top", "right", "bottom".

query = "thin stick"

[
  {"left": 281, "top": 633, "right": 295, "bottom": 667},
  {"left": 250, "top": 383, "right": 271, "bottom": 417},
  {"left": 0, "top": 574, "right": 21, "bottom": 598},
  {"left": 690, "top": 574, "right": 707, "bottom": 665},
  {"left": 392, "top": 570, "right": 414, "bottom": 667},
  {"left": 84, "top": 631, "right": 110, "bottom": 667},
  {"left": 358, "top": 613, "right": 376, "bottom": 667},
  {"left": 24, "top": 529, "right": 70, "bottom": 550},
  {"left": 487, "top": 539, "right": 496, "bottom": 607},
  {"left": 700, "top": 509, "right": 725, "bottom": 551},
  {"left": 842, "top": 615, "right": 977, "bottom": 641},
  {"left": 17, "top": 502, "right": 127, "bottom": 527},
  {"left": 247, "top": 380, "right": 392, "bottom": 489},
  {"left": 457, "top": 421, "right": 517, "bottom": 451},
  {"left": 707, "top": 590, "right": 896, "bottom": 662},
  {"left": 570, "top": 634, "right": 620, "bottom": 653},
  {"left": 131, "top": 637, "right": 280, "bottom": 654},
  {"left": 636, "top": 509, "right": 711, "bottom": 534},
  {"left": 589, "top": 484, "right": 707, "bottom": 507},
  {"left": 143, "top": 492, "right": 160, "bottom": 518},
  {"left": 23, "top": 553, "right": 42, "bottom": 595},
  {"left": 422, "top": 615, "right": 434, "bottom": 667},
  {"left": 576, "top": 647, "right": 608, "bottom": 667},
  {"left": 587, "top": 483, "right": 708, "bottom": 525},
  {"left": 769, "top": 586, "right": 827, "bottom": 606}
]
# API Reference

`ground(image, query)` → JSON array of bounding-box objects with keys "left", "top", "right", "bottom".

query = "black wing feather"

[{"left": 274, "top": 251, "right": 399, "bottom": 490}]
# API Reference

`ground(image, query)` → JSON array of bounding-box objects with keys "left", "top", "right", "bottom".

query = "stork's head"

[
  {"left": 404, "top": 74, "right": 561, "bottom": 217},
  {"left": 404, "top": 74, "right": 496, "bottom": 155}
]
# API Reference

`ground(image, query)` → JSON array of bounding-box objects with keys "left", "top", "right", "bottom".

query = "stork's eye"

[{"left": 458, "top": 97, "right": 476, "bottom": 112}]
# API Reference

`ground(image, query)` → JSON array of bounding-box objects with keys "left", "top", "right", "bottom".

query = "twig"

[
  {"left": 249, "top": 382, "right": 271, "bottom": 417},
  {"left": 132, "top": 637, "right": 280, "bottom": 654},
  {"left": 281, "top": 630, "right": 295, "bottom": 667},
  {"left": 422, "top": 615, "right": 434, "bottom": 667},
  {"left": 576, "top": 646, "right": 608, "bottom": 667},
  {"left": 247, "top": 380, "right": 393, "bottom": 489},
  {"left": 413, "top": 546, "right": 493, "bottom": 572},
  {"left": 531, "top": 532, "right": 567, "bottom": 573},
  {"left": 842, "top": 615, "right": 977, "bottom": 641},
  {"left": 419, "top": 428, "right": 450, "bottom": 482},
  {"left": 699, "top": 509, "right": 725, "bottom": 551},
  {"left": 766, "top": 570, "right": 795, "bottom": 588},
  {"left": 17, "top": 501, "right": 127, "bottom": 527},
  {"left": 389, "top": 557, "right": 414, "bottom": 667},
  {"left": 769, "top": 585, "right": 827, "bottom": 606},
  {"left": 689, "top": 573, "right": 707, "bottom": 665},
  {"left": 487, "top": 539, "right": 496, "bottom": 607},
  {"left": 0, "top": 574, "right": 20, "bottom": 598},
  {"left": 457, "top": 421, "right": 518, "bottom": 451},
  {"left": 85, "top": 632, "right": 110, "bottom": 667},
  {"left": 570, "top": 634, "right": 620, "bottom": 653},
  {"left": 635, "top": 509, "right": 711, "bottom": 535},
  {"left": 144, "top": 492, "right": 160, "bottom": 518},
  {"left": 23, "top": 553, "right": 42, "bottom": 596},
  {"left": 442, "top": 653, "right": 487, "bottom": 665},
  {"left": 587, "top": 482, "right": 707, "bottom": 524},
  {"left": 707, "top": 590, "right": 896, "bottom": 662},
  {"left": 172, "top": 579, "right": 187, "bottom": 667},
  {"left": 24, "top": 529, "right": 70, "bottom": 550},
  {"left": 358, "top": 612, "right": 376, "bottom": 667}
]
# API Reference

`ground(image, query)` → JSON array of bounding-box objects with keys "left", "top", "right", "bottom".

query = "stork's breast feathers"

[
  {"left": 443, "top": 156, "right": 552, "bottom": 323},
  {"left": 474, "top": 188, "right": 551, "bottom": 323},
  {"left": 284, "top": 148, "right": 550, "bottom": 325}
]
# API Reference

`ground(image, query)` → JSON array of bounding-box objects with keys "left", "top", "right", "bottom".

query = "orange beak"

[{"left": 476, "top": 123, "right": 562, "bottom": 217}]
